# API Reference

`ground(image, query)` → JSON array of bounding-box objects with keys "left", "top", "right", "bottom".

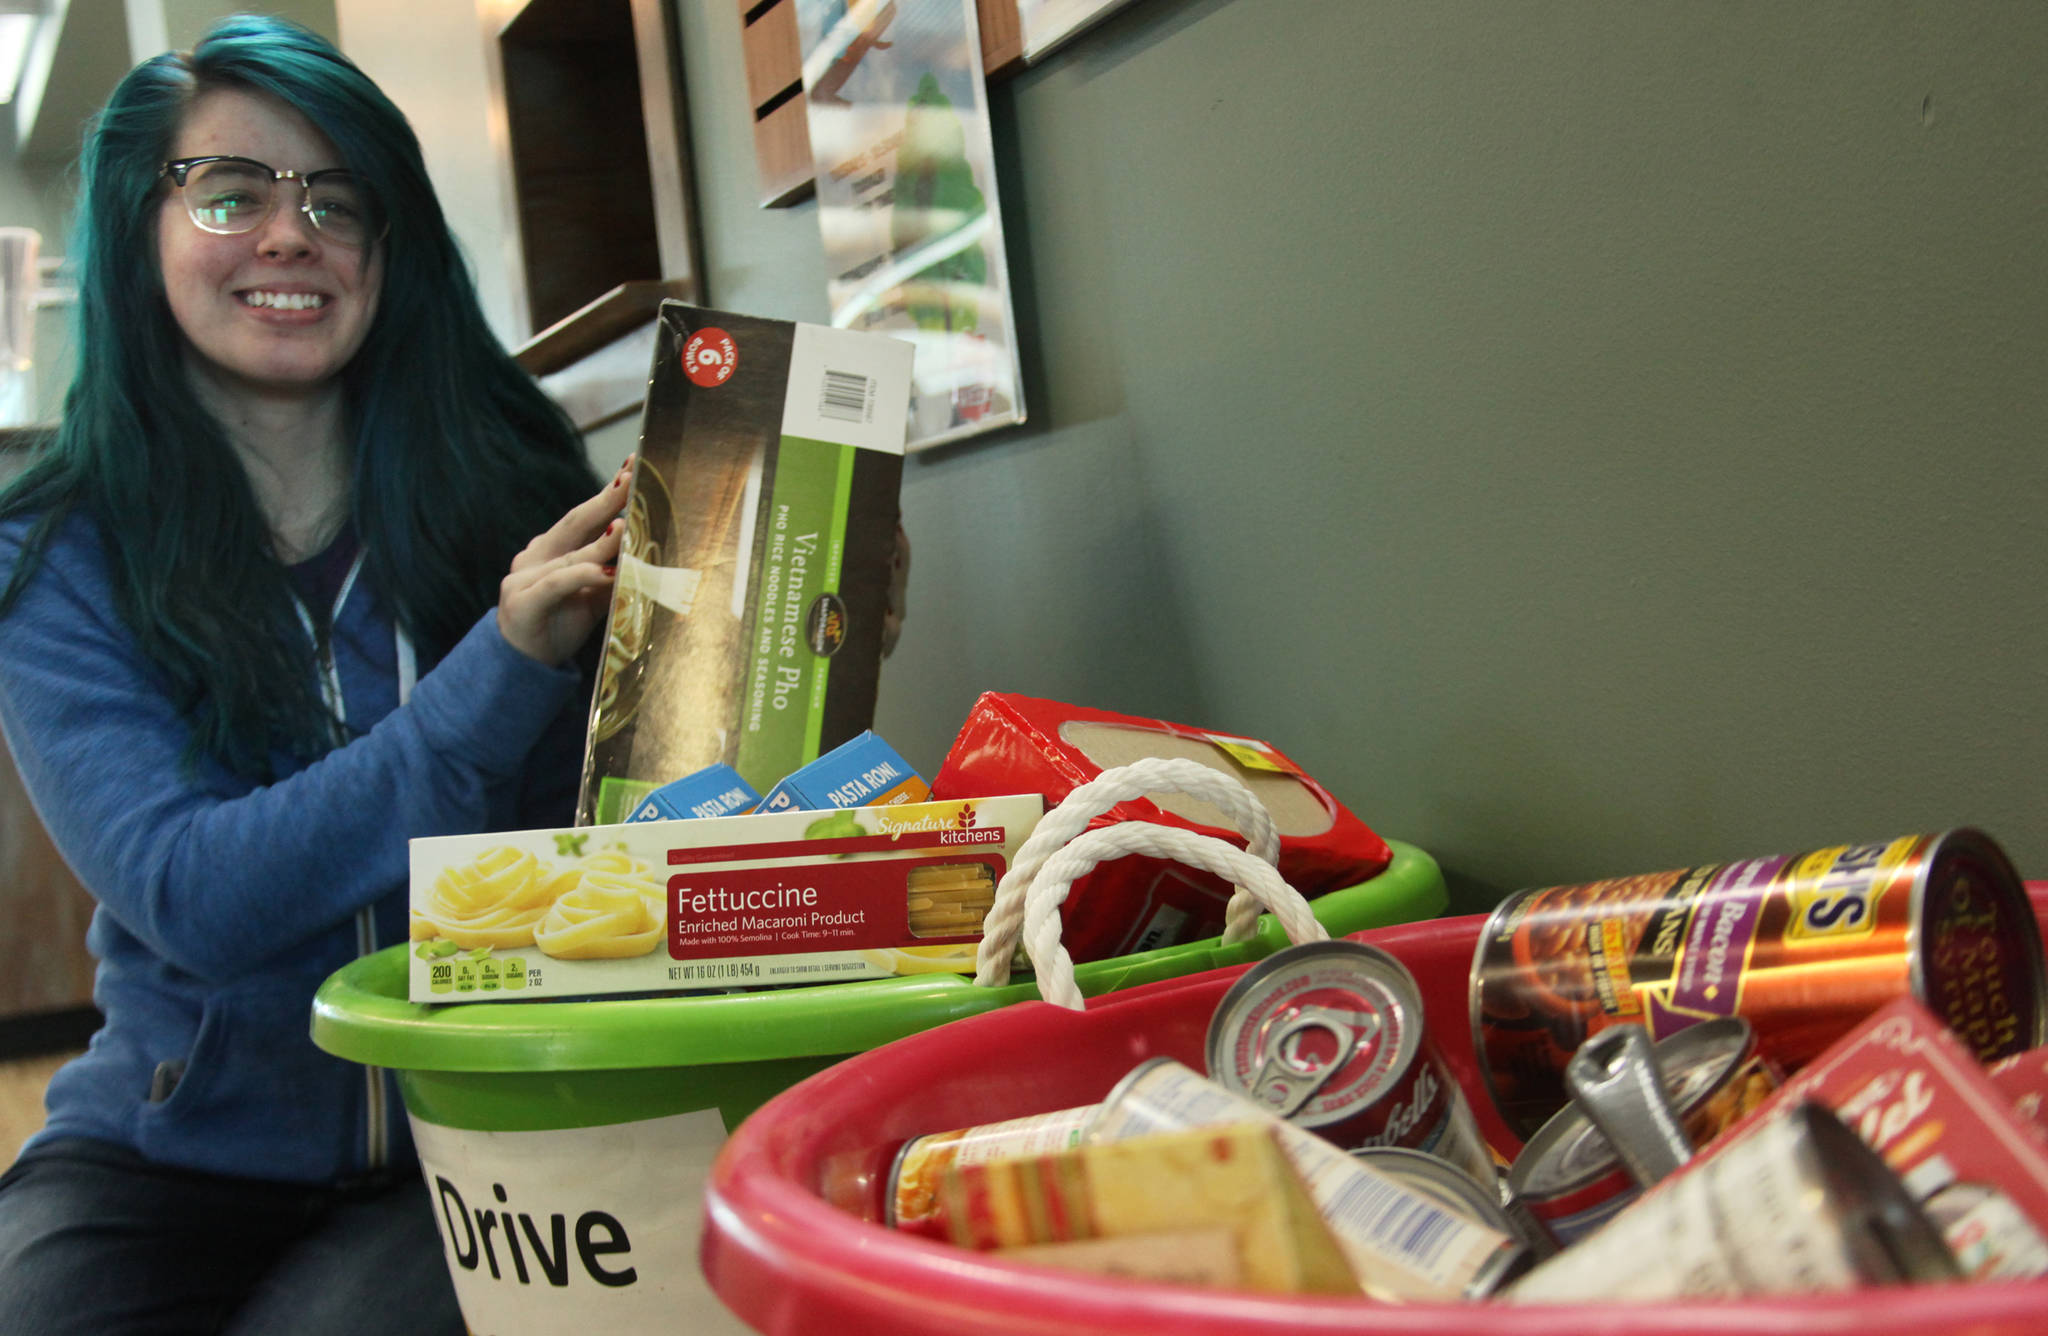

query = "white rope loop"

[
  {"left": 974, "top": 756, "right": 1283, "bottom": 988},
  {"left": 1020, "top": 823, "right": 1328, "bottom": 1011}
]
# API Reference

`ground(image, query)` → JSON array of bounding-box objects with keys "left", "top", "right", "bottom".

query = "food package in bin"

[
  {"left": 1990, "top": 1046, "right": 2048, "bottom": 1139},
  {"left": 757, "top": 730, "right": 928, "bottom": 813},
  {"left": 938, "top": 1123, "right": 1357, "bottom": 1294},
  {"left": 1715, "top": 995, "right": 2048, "bottom": 1281},
  {"left": 931, "top": 692, "right": 1391, "bottom": 962},
  {"left": 408, "top": 794, "right": 1042, "bottom": 1003},
  {"left": 576, "top": 301, "right": 914, "bottom": 825}
]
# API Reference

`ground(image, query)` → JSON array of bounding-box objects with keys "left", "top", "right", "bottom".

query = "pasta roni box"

[
  {"left": 577, "top": 301, "right": 915, "bottom": 825},
  {"left": 407, "top": 794, "right": 1042, "bottom": 1002}
]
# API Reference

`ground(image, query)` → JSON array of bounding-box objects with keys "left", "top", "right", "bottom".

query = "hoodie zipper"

[{"left": 294, "top": 549, "right": 407, "bottom": 1175}]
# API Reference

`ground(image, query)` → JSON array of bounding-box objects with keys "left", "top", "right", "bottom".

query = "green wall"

[{"left": 667, "top": 1, "right": 2048, "bottom": 908}]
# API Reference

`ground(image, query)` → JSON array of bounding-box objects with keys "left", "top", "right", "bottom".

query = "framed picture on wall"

[
  {"left": 794, "top": 0, "right": 1026, "bottom": 450},
  {"left": 1017, "top": 0, "right": 1148, "bottom": 62}
]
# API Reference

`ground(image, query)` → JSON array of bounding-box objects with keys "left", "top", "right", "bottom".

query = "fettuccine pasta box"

[
  {"left": 577, "top": 302, "right": 915, "bottom": 826},
  {"left": 407, "top": 794, "right": 1043, "bottom": 1003}
]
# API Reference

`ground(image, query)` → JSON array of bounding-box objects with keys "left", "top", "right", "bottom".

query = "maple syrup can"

[
  {"left": 1471, "top": 828, "right": 2045, "bottom": 1139},
  {"left": 1505, "top": 1017, "right": 1780, "bottom": 1250},
  {"left": 1507, "top": 1101, "right": 1958, "bottom": 1303},
  {"left": 1207, "top": 939, "right": 1495, "bottom": 1187}
]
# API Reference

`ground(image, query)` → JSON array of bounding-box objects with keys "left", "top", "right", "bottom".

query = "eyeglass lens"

[{"left": 182, "top": 160, "right": 377, "bottom": 248}]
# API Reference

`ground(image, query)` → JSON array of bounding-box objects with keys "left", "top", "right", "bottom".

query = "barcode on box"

[{"left": 819, "top": 368, "right": 872, "bottom": 423}]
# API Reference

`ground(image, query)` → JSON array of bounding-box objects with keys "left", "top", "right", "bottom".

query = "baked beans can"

[
  {"left": 1506, "top": 1101, "right": 1959, "bottom": 1303},
  {"left": 884, "top": 1105, "right": 1099, "bottom": 1234},
  {"left": 1086, "top": 1056, "right": 1530, "bottom": 1301},
  {"left": 1506, "top": 1016, "right": 1779, "bottom": 1250},
  {"left": 1207, "top": 940, "right": 1496, "bottom": 1188},
  {"left": 1471, "top": 828, "right": 2044, "bottom": 1139}
]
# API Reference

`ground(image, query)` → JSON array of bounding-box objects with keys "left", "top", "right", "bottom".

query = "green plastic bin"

[{"left": 310, "top": 839, "right": 1444, "bottom": 1335}]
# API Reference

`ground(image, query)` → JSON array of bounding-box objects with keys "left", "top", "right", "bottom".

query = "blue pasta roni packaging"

[
  {"left": 627, "top": 764, "right": 763, "bottom": 823},
  {"left": 756, "top": 731, "right": 928, "bottom": 814}
]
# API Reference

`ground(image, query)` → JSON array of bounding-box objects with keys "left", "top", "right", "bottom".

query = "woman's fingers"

[
  {"left": 498, "top": 557, "right": 618, "bottom": 664},
  {"left": 498, "top": 460, "right": 632, "bottom": 664},
  {"left": 512, "top": 456, "right": 633, "bottom": 573}
]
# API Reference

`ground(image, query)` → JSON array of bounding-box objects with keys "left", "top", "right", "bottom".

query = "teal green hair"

[{"left": 0, "top": 15, "right": 596, "bottom": 779}]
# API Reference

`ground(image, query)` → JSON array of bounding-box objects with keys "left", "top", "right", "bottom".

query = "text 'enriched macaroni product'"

[{"left": 407, "top": 794, "right": 1042, "bottom": 1003}]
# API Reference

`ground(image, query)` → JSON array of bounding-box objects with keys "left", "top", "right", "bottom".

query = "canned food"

[
  {"left": 1507, "top": 1017, "right": 1779, "bottom": 1249},
  {"left": 1507, "top": 1101, "right": 1959, "bottom": 1302},
  {"left": 885, "top": 1105, "right": 1098, "bottom": 1234},
  {"left": 1349, "top": 1146, "right": 1521, "bottom": 1241},
  {"left": 1086, "top": 1056, "right": 1530, "bottom": 1301},
  {"left": 1471, "top": 829, "right": 2044, "bottom": 1138},
  {"left": 1207, "top": 940, "right": 1495, "bottom": 1187}
]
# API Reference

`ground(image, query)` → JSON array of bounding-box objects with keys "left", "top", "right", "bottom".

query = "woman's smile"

[{"left": 157, "top": 86, "right": 382, "bottom": 400}]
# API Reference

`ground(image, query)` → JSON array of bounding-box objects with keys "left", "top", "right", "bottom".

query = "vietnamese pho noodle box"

[{"left": 578, "top": 302, "right": 914, "bottom": 826}]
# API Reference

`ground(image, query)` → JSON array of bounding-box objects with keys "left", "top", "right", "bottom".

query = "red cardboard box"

[
  {"left": 931, "top": 694, "right": 1391, "bottom": 962},
  {"left": 1722, "top": 996, "right": 2048, "bottom": 1280},
  {"left": 1989, "top": 1047, "right": 2048, "bottom": 1140}
]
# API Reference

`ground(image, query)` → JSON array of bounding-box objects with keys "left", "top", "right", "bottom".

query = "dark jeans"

[{"left": 0, "top": 1139, "right": 466, "bottom": 1336}]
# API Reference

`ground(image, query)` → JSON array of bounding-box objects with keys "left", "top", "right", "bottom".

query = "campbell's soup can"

[
  {"left": 1505, "top": 1017, "right": 1780, "bottom": 1250},
  {"left": 1207, "top": 940, "right": 1495, "bottom": 1187},
  {"left": 1471, "top": 829, "right": 2045, "bottom": 1139}
]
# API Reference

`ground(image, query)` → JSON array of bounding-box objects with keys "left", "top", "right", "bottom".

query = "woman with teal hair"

[{"left": 0, "top": 15, "right": 625, "bottom": 1331}]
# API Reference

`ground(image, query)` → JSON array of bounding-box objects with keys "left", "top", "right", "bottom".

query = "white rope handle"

[
  {"left": 1017, "top": 823, "right": 1328, "bottom": 1010},
  {"left": 974, "top": 757, "right": 1283, "bottom": 988}
]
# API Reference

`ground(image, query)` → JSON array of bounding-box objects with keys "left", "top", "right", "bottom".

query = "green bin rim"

[{"left": 311, "top": 839, "right": 1443, "bottom": 1074}]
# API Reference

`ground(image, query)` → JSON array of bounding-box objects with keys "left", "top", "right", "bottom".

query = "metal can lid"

[
  {"left": 1206, "top": 939, "right": 1424, "bottom": 1130},
  {"left": 1509, "top": 1018, "right": 1754, "bottom": 1196},
  {"left": 1911, "top": 828, "right": 2047, "bottom": 1063},
  {"left": 1081, "top": 1054, "right": 1183, "bottom": 1143}
]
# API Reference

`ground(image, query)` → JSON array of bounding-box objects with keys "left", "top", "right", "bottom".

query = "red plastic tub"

[{"left": 701, "top": 886, "right": 2048, "bottom": 1335}]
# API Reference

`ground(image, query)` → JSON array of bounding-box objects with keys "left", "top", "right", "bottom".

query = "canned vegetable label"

[{"left": 888, "top": 1105, "right": 1097, "bottom": 1232}]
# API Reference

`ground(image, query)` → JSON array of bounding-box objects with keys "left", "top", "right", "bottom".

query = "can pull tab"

[
  {"left": 1565, "top": 1024, "right": 1694, "bottom": 1188},
  {"left": 1248, "top": 1004, "right": 1377, "bottom": 1117}
]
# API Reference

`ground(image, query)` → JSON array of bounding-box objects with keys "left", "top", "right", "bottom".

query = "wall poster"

[
  {"left": 1016, "top": 0, "right": 1148, "bottom": 61},
  {"left": 794, "top": 0, "right": 1025, "bottom": 449}
]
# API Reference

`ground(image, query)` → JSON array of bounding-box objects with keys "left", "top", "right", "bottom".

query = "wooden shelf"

[{"left": 513, "top": 278, "right": 694, "bottom": 378}]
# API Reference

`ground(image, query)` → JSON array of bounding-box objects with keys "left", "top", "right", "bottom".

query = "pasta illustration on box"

[{"left": 407, "top": 795, "right": 1042, "bottom": 1003}]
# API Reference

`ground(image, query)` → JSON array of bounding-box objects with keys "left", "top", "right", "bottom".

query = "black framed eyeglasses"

[{"left": 160, "top": 156, "right": 387, "bottom": 250}]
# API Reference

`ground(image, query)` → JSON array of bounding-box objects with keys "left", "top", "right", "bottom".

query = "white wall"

[{"left": 335, "top": 0, "right": 519, "bottom": 345}]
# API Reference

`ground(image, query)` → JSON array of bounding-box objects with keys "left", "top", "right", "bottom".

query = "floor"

[{"left": 0, "top": 1050, "right": 74, "bottom": 1166}]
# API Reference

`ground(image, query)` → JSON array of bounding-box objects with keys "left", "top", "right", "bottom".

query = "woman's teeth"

[{"left": 241, "top": 291, "right": 327, "bottom": 310}]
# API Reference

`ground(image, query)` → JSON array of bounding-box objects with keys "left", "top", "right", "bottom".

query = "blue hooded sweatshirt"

[{"left": 0, "top": 510, "right": 587, "bottom": 1185}]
